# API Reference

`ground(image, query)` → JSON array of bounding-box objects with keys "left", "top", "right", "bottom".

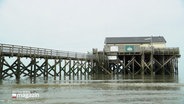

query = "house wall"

[
  {"left": 140, "top": 43, "right": 166, "bottom": 48},
  {"left": 104, "top": 44, "right": 141, "bottom": 52},
  {"left": 104, "top": 43, "right": 166, "bottom": 52}
]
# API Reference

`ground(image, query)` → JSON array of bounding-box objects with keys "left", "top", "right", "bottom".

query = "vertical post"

[
  {"left": 16, "top": 57, "right": 21, "bottom": 81},
  {"left": 162, "top": 55, "right": 165, "bottom": 75},
  {"left": 141, "top": 49, "right": 145, "bottom": 77},
  {"left": 132, "top": 56, "right": 135, "bottom": 78},
  {"left": 91, "top": 59, "right": 94, "bottom": 75},
  {"left": 72, "top": 60, "right": 75, "bottom": 80},
  {"left": 30, "top": 58, "right": 33, "bottom": 82},
  {"left": 44, "top": 58, "right": 48, "bottom": 80},
  {"left": 64, "top": 60, "right": 67, "bottom": 80},
  {"left": 123, "top": 56, "right": 126, "bottom": 77},
  {"left": 59, "top": 59, "right": 62, "bottom": 80},
  {"left": 150, "top": 36, "right": 153, "bottom": 77},
  {"left": 0, "top": 56, "right": 3, "bottom": 80},
  {"left": 80, "top": 60, "right": 83, "bottom": 80},
  {"left": 33, "top": 58, "right": 36, "bottom": 83},
  {"left": 54, "top": 59, "right": 57, "bottom": 80},
  {"left": 170, "top": 56, "right": 175, "bottom": 76},
  {"left": 87, "top": 61, "right": 90, "bottom": 79},
  {"left": 76, "top": 60, "right": 79, "bottom": 75},
  {"left": 150, "top": 52, "right": 153, "bottom": 77},
  {"left": 76, "top": 60, "right": 79, "bottom": 80},
  {"left": 84, "top": 61, "right": 87, "bottom": 80},
  {"left": 176, "top": 58, "right": 178, "bottom": 75},
  {"left": 69, "top": 59, "right": 71, "bottom": 80}
]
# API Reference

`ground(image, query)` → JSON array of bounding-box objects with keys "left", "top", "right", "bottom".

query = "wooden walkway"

[
  {"left": 0, "top": 43, "right": 94, "bottom": 60},
  {"left": 0, "top": 43, "right": 96, "bottom": 81}
]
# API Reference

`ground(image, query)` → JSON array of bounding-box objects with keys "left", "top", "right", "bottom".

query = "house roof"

[{"left": 105, "top": 36, "right": 166, "bottom": 44}]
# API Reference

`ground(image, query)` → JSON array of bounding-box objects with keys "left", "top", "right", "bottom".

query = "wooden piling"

[
  {"left": 59, "top": 59, "right": 62, "bottom": 80},
  {"left": 0, "top": 56, "right": 3, "bottom": 80},
  {"left": 69, "top": 59, "right": 71, "bottom": 80},
  {"left": 33, "top": 58, "right": 36, "bottom": 82},
  {"left": 141, "top": 50, "right": 145, "bottom": 77},
  {"left": 162, "top": 55, "right": 165, "bottom": 75},
  {"left": 132, "top": 56, "right": 135, "bottom": 78},
  {"left": 16, "top": 57, "right": 21, "bottom": 81},
  {"left": 44, "top": 58, "right": 48, "bottom": 80},
  {"left": 54, "top": 59, "right": 57, "bottom": 80},
  {"left": 150, "top": 52, "right": 153, "bottom": 77}
]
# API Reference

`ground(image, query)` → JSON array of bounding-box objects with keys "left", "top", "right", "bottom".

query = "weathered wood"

[
  {"left": 162, "top": 55, "right": 165, "bottom": 75},
  {"left": 44, "top": 58, "right": 48, "bottom": 80},
  {"left": 16, "top": 57, "right": 21, "bottom": 81},
  {"left": 132, "top": 56, "right": 135, "bottom": 77},
  {"left": 59, "top": 59, "right": 62, "bottom": 80},
  {"left": 141, "top": 51, "right": 145, "bottom": 76},
  {"left": 0, "top": 56, "right": 3, "bottom": 80},
  {"left": 33, "top": 58, "right": 36, "bottom": 82},
  {"left": 150, "top": 53, "right": 153, "bottom": 77},
  {"left": 54, "top": 59, "right": 57, "bottom": 80},
  {"left": 69, "top": 59, "right": 71, "bottom": 80}
]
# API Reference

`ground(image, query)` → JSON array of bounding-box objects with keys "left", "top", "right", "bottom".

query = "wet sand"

[{"left": 0, "top": 75, "right": 184, "bottom": 104}]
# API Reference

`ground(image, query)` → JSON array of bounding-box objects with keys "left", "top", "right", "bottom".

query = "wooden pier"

[
  {"left": 0, "top": 43, "right": 96, "bottom": 81},
  {"left": 0, "top": 36, "right": 181, "bottom": 81},
  {"left": 95, "top": 36, "right": 181, "bottom": 77},
  {"left": 97, "top": 47, "right": 180, "bottom": 76}
]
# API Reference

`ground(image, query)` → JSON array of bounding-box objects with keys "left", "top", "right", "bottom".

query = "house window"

[
  {"left": 108, "top": 56, "right": 117, "bottom": 60},
  {"left": 110, "top": 46, "right": 118, "bottom": 52}
]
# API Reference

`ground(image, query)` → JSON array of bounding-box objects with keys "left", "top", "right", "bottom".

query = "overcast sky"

[{"left": 0, "top": 0, "right": 184, "bottom": 77}]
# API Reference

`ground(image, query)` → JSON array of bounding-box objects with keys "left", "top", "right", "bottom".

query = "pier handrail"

[
  {"left": 0, "top": 43, "right": 94, "bottom": 59},
  {"left": 141, "top": 47, "right": 180, "bottom": 55}
]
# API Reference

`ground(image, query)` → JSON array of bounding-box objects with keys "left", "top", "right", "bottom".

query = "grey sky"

[{"left": 0, "top": 0, "right": 184, "bottom": 74}]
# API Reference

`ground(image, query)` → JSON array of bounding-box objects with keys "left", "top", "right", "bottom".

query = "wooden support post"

[
  {"left": 150, "top": 53, "right": 153, "bottom": 77},
  {"left": 0, "top": 56, "right": 3, "bottom": 80},
  {"left": 141, "top": 51, "right": 145, "bottom": 77},
  {"left": 79, "top": 60, "right": 82, "bottom": 75},
  {"left": 30, "top": 58, "right": 33, "bottom": 82},
  {"left": 90, "top": 59, "right": 94, "bottom": 75},
  {"left": 171, "top": 58, "right": 174, "bottom": 76},
  {"left": 87, "top": 61, "right": 90, "bottom": 79},
  {"left": 64, "top": 60, "right": 66, "bottom": 77},
  {"left": 69, "top": 59, "right": 71, "bottom": 80},
  {"left": 175, "top": 58, "right": 178, "bottom": 75},
  {"left": 76, "top": 60, "right": 79, "bottom": 75},
  {"left": 59, "top": 59, "right": 62, "bottom": 80},
  {"left": 72, "top": 60, "right": 75, "bottom": 79},
  {"left": 162, "top": 55, "right": 165, "bottom": 75},
  {"left": 44, "top": 58, "right": 48, "bottom": 80},
  {"left": 84, "top": 61, "right": 87, "bottom": 80},
  {"left": 54, "top": 59, "right": 57, "bottom": 80},
  {"left": 123, "top": 56, "right": 126, "bottom": 77},
  {"left": 33, "top": 58, "right": 36, "bottom": 82},
  {"left": 16, "top": 57, "right": 21, "bottom": 81},
  {"left": 80, "top": 60, "right": 83, "bottom": 80},
  {"left": 132, "top": 56, "right": 135, "bottom": 78}
]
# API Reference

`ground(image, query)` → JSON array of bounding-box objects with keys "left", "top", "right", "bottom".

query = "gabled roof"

[{"left": 105, "top": 36, "right": 166, "bottom": 44}]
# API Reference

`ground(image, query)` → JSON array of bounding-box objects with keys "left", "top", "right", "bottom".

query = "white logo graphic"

[
  {"left": 12, "top": 91, "right": 39, "bottom": 99},
  {"left": 127, "top": 47, "right": 133, "bottom": 51}
]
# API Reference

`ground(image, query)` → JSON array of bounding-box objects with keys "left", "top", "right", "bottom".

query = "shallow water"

[{"left": 0, "top": 75, "right": 184, "bottom": 104}]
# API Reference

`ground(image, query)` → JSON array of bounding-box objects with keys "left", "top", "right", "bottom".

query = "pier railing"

[
  {"left": 142, "top": 47, "right": 180, "bottom": 55},
  {"left": 0, "top": 43, "right": 94, "bottom": 60}
]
